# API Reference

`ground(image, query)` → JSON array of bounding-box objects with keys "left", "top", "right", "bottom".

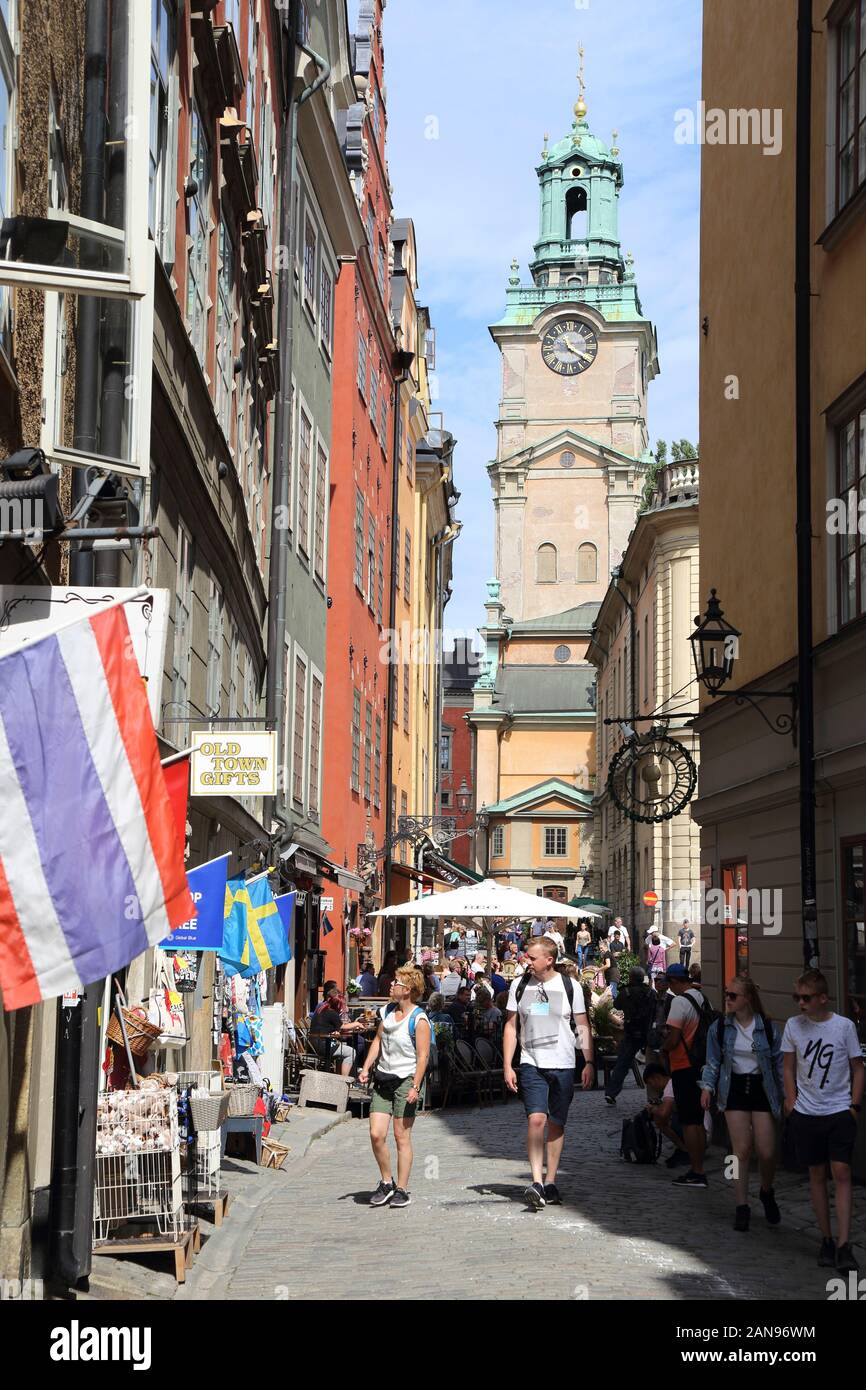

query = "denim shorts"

[{"left": 518, "top": 1063, "right": 576, "bottom": 1127}]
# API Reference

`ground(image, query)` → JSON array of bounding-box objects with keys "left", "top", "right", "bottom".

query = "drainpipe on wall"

[
  {"left": 612, "top": 570, "right": 637, "bottom": 944},
  {"left": 795, "top": 0, "right": 818, "bottom": 969}
]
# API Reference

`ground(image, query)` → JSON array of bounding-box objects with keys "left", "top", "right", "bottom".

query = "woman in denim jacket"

[{"left": 700, "top": 975, "right": 784, "bottom": 1233}]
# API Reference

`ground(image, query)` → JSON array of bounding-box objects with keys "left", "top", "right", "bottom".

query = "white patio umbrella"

[{"left": 367, "top": 878, "right": 603, "bottom": 921}]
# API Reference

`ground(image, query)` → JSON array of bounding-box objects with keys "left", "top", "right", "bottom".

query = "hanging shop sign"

[
  {"left": 320, "top": 896, "right": 334, "bottom": 912},
  {"left": 159, "top": 853, "right": 231, "bottom": 950},
  {"left": 190, "top": 731, "right": 277, "bottom": 796},
  {"left": 169, "top": 951, "right": 201, "bottom": 993},
  {"left": 0, "top": 585, "right": 169, "bottom": 722}
]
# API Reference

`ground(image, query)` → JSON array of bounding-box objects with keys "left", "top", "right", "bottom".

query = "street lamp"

[
  {"left": 456, "top": 778, "right": 472, "bottom": 815},
  {"left": 690, "top": 590, "right": 741, "bottom": 694}
]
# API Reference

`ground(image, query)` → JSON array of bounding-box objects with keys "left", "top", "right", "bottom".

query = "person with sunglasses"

[
  {"left": 781, "top": 970, "right": 864, "bottom": 1273},
  {"left": 700, "top": 976, "right": 783, "bottom": 1230}
]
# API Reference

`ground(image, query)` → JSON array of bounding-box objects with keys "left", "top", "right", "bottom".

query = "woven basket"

[
  {"left": 106, "top": 1005, "right": 161, "bottom": 1059},
  {"left": 225, "top": 1083, "right": 259, "bottom": 1117},
  {"left": 188, "top": 1092, "right": 230, "bottom": 1131}
]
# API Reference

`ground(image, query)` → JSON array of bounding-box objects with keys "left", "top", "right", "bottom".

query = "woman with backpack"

[
  {"left": 358, "top": 965, "right": 431, "bottom": 1209},
  {"left": 700, "top": 975, "right": 784, "bottom": 1231}
]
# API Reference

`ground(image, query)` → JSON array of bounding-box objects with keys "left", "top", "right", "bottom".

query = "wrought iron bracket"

[{"left": 709, "top": 683, "right": 798, "bottom": 745}]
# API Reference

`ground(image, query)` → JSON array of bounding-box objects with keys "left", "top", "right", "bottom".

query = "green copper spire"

[{"left": 494, "top": 52, "right": 648, "bottom": 328}]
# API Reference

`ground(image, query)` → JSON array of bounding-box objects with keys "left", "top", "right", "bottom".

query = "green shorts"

[{"left": 370, "top": 1075, "right": 418, "bottom": 1118}]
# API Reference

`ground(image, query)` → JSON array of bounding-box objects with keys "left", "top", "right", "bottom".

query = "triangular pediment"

[
  {"left": 498, "top": 427, "right": 638, "bottom": 472},
  {"left": 486, "top": 777, "right": 594, "bottom": 818}
]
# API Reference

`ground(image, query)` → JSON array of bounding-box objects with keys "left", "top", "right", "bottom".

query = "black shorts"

[
  {"left": 726, "top": 1072, "right": 771, "bottom": 1113},
  {"left": 671, "top": 1066, "right": 704, "bottom": 1127},
  {"left": 788, "top": 1109, "right": 858, "bottom": 1167}
]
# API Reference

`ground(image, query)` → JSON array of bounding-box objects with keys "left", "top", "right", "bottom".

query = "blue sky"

[{"left": 376, "top": 0, "right": 702, "bottom": 639}]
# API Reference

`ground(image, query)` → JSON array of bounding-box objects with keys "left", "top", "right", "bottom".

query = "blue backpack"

[{"left": 383, "top": 1003, "right": 435, "bottom": 1062}]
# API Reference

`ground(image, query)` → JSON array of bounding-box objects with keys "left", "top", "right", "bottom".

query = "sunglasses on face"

[
  {"left": 725, "top": 992, "right": 743, "bottom": 1002},
  {"left": 792, "top": 992, "right": 818, "bottom": 1003}
]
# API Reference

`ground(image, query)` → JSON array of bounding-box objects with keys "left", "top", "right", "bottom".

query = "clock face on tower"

[{"left": 541, "top": 319, "right": 599, "bottom": 376}]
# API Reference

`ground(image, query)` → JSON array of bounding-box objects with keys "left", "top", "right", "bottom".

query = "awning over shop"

[
  {"left": 322, "top": 860, "right": 366, "bottom": 893},
  {"left": 570, "top": 896, "right": 611, "bottom": 911}
]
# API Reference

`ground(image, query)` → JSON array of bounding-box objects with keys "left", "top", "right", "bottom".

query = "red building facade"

[
  {"left": 321, "top": 0, "right": 396, "bottom": 986},
  {"left": 440, "top": 640, "right": 481, "bottom": 869}
]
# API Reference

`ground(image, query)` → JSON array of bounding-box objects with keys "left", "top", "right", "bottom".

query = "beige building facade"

[{"left": 589, "top": 463, "right": 701, "bottom": 940}]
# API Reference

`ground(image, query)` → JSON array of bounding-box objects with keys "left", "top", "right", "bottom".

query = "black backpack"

[
  {"left": 620, "top": 1109, "right": 662, "bottom": 1164},
  {"left": 680, "top": 991, "right": 722, "bottom": 1069},
  {"left": 514, "top": 967, "right": 577, "bottom": 1035}
]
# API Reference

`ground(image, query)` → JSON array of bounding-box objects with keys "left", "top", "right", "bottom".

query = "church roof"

[
  {"left": 485, "top": 777, "right": 594, "bottom": 816},
  {"left": 508, "top": 603, "right": 601, "bottom": 634},
  {"left": 492, "top": 664, "right": 596, "bottom": 714}
]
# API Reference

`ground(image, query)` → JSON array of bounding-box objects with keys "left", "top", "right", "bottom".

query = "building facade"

[
  {"left": 440, "top": 639, "right": 481, "bottom": 868},
  {"left": 588, "top": 460, "right": 701, "bottom": 941},
  {"left": 693, "top": 0, "right": 866, "bottom": 1059},
  {"left": 470, "top": 79, "right": 657, "bottom": 908}
]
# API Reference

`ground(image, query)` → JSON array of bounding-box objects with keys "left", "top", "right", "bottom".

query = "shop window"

[
  {"left": 721, "top": 860, "right": 750, "bottom": 980},
  {"left": 841, "top": 837, "right": 865, "bottom": 1042}
]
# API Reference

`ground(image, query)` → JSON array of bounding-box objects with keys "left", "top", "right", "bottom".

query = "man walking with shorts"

[
  {"left": 782, "top": 970, "right": 864, "bottom": 1272},
  {"left": 503, "top": 938, "right": 594, "bottom": 1210},
  {"left": 663, "top": 963, "right": 709, "bottom": 1188}
]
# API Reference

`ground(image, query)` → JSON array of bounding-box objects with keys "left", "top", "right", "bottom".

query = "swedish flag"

[{"left": 220, "top": 874, "right": 290, "bottom": 978}]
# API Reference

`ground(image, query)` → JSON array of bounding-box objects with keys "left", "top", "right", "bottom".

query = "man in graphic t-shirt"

[
  {"left": 503, "top": 940, "right": 594, "bottom": 1211},
  {"left": 678, "top": 921, "right": 695, "bottom": 968},
  {"left": 782, "top": 969, "right": 864, "bottom": 1274},
  {"left": 662, "top": 964, "right": 709, "bottom": 1188}
]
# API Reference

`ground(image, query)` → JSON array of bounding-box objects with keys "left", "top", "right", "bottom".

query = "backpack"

[
  {"left": 620, "top": 1109, "right": 662, "bottom": 1164},
  {"left": 514, "top": 967, "right": 577, "bottom": 1037},
  {"left": 621, "top": 984, "right": 656, "bottom": 1046},
  {"left": 383, "top": 1003, "right": 435, "bottom": 1065},
  {"left": 679, "top": 991, "right": 722, "bottom": 1069}
]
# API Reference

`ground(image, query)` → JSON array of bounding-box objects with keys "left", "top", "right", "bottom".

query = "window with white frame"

[
  {"left": 245, "top": 0, "right": 257, "bottom": 127},
  {"left": 215, "top": 218, "right": 237, "bottom": 444},
  {"left": 366, "top": 202, "right": 375, "bottom": 247},
  {"left": 491, "top": 826, "right": 505, "bottom": 858},
  {"left": 374, "top": 716, "right": 382, "bottom": 809},
  {"left": 243, "top": 657, "right": 256, "bottom": 720},
  {"left": 372, "top": 81, "right": 381, "bottom": 141},
  {"left": 354, "top": 488, "right": 365, "bottom": 591},
  {"left": 297, "top": 406, "right": 312, "bottom": 556},
  {"left": 404, "top": 529, "right": 411, "bottom": 599},
  {"left": 149, "top": 0, "right": 178, "bottom": 268},
  {"left": 206, "top": 578, "right": 223, "bottom": 714},
  {"left": 379, "top": 384, "right": 388, "bottom": 442},
  {"left": 351, "top": 689, "right": 361, "bottom": 792},
  {"left": 224, "top": 0, "right": 242, "bottom": 35},
  {"left": 186, "top": 102, "right": 211, "bottom": 367},
  {"left": 257, "top": 33, "right": 275, "bottom": 238},
  {"left": 308, "top": 672, "right": 322, "bottom": 818},
  {"left": 357, "top": 332, "right": 367, "bottom": 396},
  {"left": 319, "top": 263, "right": 333, "bottom": 352},
  {"left": 171, "top": 523, "right": 194, "bottom": 713},
  {"left": 303, "top": 215, "right": 316, "bottom": 308},
  {"left": 836, "top": 402, "right": 866, "bottom": 625},
  {"left": 364, "top": 701, "right": 373, "bottom": 801},
  {"left": 406, "top": 430, "right": 414, "bottom": 484},
  {"left": 440, "top": 730, "right": 452, "bottom": 770},
  {"left": 367, "top": 513, "right": 376, "bottom": 606},
  {"left": 377, "top": 537, "right": 385, "bottom": 623},
  {"left": 376, "top": 240, "right": 385, "bottom": 294},
  {"left": 544, "top": 826, "right": 568, "bottom": 857},
  {"left": 369, "top": 363, "right": 378, "bottom": 424},
  {"left": 314, "top": 441, "right": 327, "bottom": 580},
  {"left": 403, "top": 661, "right": 410, "bottom": 733},
  {"left": 293, "top": 653, "right": 307, "bottom": 806},
  {"left": 394, "top": 509, "right": 400, "bottom": 589}
]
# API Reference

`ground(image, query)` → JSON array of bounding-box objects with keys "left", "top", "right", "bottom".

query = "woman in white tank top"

[{"left": 359, "top": 965, "right": 431, "bottom": 1209}]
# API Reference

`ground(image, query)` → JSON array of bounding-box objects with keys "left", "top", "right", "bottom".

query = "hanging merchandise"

[
  {"left": 170, "top": 951, "right": 200, "bottom": 993},
  {"left": 147, "top": 956, "right": 187, "bottom": 1048}
]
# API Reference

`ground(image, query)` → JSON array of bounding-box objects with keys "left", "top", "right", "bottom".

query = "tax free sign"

[{"left": 160, "top": 853, "right": 231, "bottom": 951}]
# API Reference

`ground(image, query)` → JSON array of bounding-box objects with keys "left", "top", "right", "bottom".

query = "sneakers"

[
  {"left": 672, "top": 1170, "right": 708, "bottom": 1189},
  {"left": 370, "top": 1179, "right": 396, "bottom": 1207},
  {"left": 543, "top": 1183, "right": 562, "bottom": 1205},
  {"left": 835, "top": 1242, "right": 859, "bottom": 1274},
  {"left": 524, "top": 1182, "right": 546, "bottom": 1210},
  {"left": 604, "top": 1095, "right": 617, "bottom": 1106},
  {"left": 759, "top": 1187, "right": 781, "bottom": 1226},
  {"left": 734, "top": 1204, "right": 751, "bottom": 1232},
  {"left": 390, "top": 1187, "right": 411, "bottom": 1209},
  {"left": 817, "top": 1238, "right": 837, "bottom": 1267}
]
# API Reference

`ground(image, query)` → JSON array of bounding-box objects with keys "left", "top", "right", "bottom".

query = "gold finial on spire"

[{"left": 574, "top": 43, "right": 587, "bottom": 122}]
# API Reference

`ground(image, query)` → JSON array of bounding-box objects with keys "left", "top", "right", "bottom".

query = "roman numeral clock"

[{"left": 541, "top": 318, "right": 599, "bottom": 376}]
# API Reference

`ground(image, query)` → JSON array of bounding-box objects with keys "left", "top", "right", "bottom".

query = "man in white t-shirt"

[
  {"left": 503, "top": 940, "right": 594, "bottom": 1211},
  {"left": 782, "top": 969, "right": 864, "bottom": 1273}
]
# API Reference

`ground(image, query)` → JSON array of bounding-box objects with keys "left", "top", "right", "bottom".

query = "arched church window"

[
  {"left": 537, "top": 543, "right": 557, "bottom": 583},
  {"left": 566, "top": 274, "right": 586, "bottom": 287},
  {"left": 565, "top": 185, "right": 587, "bottom": 241},
  {"left": 577, "top": 542, "right": 597, "bottom": 584},
  {"left": 559, "top": 450, "right": 575, "bottom": 468}
]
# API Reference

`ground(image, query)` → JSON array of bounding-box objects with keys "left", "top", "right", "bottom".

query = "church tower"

[{"left": 490, "top": 57, "right": 659, "bottom": 622}]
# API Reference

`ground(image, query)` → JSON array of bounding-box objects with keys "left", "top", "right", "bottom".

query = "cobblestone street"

[{"left": 168, "top": 1082, "right": 865, "bottom": 1303}]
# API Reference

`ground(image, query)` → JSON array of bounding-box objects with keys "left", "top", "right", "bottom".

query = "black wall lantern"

[{"left": 690, "top": 589, "right": 741, "bottom": 693}]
